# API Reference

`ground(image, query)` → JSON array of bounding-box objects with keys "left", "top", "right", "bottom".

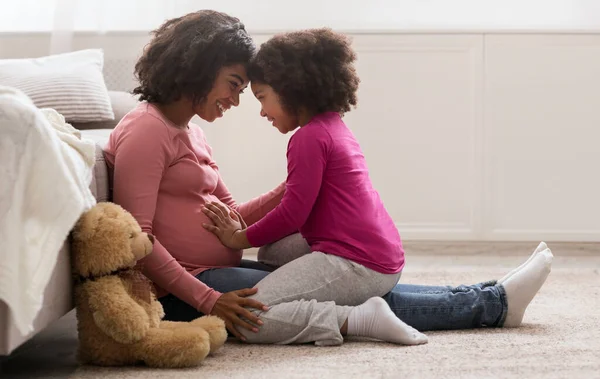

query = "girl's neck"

[{"left": 298, "top": 108, "right": 316, "bottom": 127}]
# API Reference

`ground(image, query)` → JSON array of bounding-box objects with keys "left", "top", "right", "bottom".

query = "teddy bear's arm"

[
  {"left": 150, "top": 294, "right": 165, "bottom": 323},
  {"left": 85, "top": 276, "right": 150, "bottom": 344}
]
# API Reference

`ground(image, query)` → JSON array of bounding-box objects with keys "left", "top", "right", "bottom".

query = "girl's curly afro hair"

[{"left": 248, "top": 28, "right": 360, "bottom": 116}]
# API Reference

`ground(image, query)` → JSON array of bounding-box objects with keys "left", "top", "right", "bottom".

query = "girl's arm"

[
  {"left": 205, "top": 134, "right": 286, "bottom": 226},
  {"left": 203, "top": 127, "right": 331, "bottom": 248}
]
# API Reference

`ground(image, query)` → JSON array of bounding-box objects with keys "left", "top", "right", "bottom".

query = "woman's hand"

[
  {"left": 210, "top": 288, "right": 269, "bottom": 341},
  {"left": 202, "top": 202, "right": 251, "bottom": 249}
]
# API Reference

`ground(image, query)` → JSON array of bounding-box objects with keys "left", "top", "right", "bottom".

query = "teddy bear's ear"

[{"left": 71, "top": 202, "right": 138, "bottom": 278}]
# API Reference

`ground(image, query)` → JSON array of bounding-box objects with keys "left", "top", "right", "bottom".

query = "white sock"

[
  {"left": 347, "top": 297, "right": 428, "bottom": 345},
  {"left": 502, "top": 248, "right": 553, "bottom": 327},
  {"left": 497, "top": 242, "right": 547, "bottom": 284}
]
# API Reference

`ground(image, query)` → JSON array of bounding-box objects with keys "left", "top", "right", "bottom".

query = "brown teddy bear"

[{"left": 70, "top": 202, "right": 227, "bottom": 368}]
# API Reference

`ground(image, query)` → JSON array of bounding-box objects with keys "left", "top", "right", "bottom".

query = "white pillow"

[{"left": 0, "top": 49, "right": 114, "bottom": 123}]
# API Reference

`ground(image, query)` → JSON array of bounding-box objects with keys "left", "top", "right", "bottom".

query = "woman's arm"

[
  {"left": 112, "top": 115, "right": 269, "bottom": 339},
  {"left": 111, "top": 115, "right": 221, "bottom": 314}
]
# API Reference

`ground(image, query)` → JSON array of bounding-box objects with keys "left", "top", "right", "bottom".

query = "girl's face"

[
  {"left": 251, "top": 82, "right": 299, "bottom": 134},
  {"left": 194, "top": 64, "right": 249, "bottom": 122}
]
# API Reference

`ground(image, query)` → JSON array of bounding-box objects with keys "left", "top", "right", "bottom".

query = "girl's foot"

[{"left": 347, "top": 297, "right": 428, "bottom": 345}]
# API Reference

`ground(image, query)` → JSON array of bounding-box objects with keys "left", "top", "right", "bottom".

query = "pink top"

[
  {"left": 104, "top": 103, "right": 285, "bottom": 314},
  {"left": 246, "top": 112, "right": 404, "bottom": 274}
]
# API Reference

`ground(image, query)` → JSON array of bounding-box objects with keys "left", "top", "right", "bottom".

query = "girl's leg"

[
  {"left": 257, "top": 233, "right": 310, "bottom": 267},
  {"left": 260, "top": 234, "right": 496, "bottom": 295},
  {"left": 260, "top": 234, "right": 552, "bottom": 331},
  {"left": 238, "top": 252, "right": 426, "bottom": 346},
  {"left": 260, "top": 235, "right": 498, "bottom": 292},
  {"left": 160, "top": 266, "right": 270, "bottom": 322}
]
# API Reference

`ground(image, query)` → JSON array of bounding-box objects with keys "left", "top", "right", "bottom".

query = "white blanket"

[{"left": 0, "top": 86, "right": 96, "bottom": 335}]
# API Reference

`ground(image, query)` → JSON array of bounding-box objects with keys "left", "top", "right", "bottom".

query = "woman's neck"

[{"left": 153, "top": 99, "right": 194, "bottom": 129}]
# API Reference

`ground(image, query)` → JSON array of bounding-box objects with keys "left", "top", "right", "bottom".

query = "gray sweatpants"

[
  {"left": 241, "top": 248, "right": 401, "bottom": 346},
  {"left": 258, "top": 233, "right": 311, "bottom": 268}
]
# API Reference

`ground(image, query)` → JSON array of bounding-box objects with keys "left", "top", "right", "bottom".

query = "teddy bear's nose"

[{"left": 147, "top": 234, "right": 155, "bottom": 244}]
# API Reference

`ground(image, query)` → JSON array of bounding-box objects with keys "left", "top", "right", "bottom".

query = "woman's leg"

[
  {"left": 160, "top": 266, "right": 270, "bottom": 322},
  {"left": 239, "top": 259, "right": 276, "bottom": 272},
  {"left": 238, "top": 252, "right": 426, "bottom": 346},
  {"left": 385, "top": 247, "right": 553, "bottom": 330},
  {"left": 382, "top": 281, "right": 506, "bottom": 331}
]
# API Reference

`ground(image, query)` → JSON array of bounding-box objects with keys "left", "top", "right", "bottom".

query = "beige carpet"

[{"left": 70, "top": 247, "right": 600, "bottom": 379}]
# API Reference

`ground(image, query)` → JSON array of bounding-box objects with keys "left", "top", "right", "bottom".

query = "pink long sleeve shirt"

[
  {"left": 246, "top": 112, "right": 404, "bottom": 274},
  {"left": 104, "top": 103, "right": 284, "bottom": 314}
]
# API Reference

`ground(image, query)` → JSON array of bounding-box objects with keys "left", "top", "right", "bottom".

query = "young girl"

[
  {"left": 202, "top": 28, "right": 553, "bottom": 345},
  {"left": 201, "top": 28, "right": 426, "bottom": 345}
]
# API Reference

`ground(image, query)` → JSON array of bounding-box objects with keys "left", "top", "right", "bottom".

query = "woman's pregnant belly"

[{"left": 152, "top": 194, "right": 242, "bottom": 270}]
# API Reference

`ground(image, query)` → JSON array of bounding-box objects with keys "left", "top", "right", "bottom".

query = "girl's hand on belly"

[
  {"left": 202, "top": 202, "right": 251, "bottom": 249},
  {"left": 230, "top": 207, "right": 247, "bottom": 229}
]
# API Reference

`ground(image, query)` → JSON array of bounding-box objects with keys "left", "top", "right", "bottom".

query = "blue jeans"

[
  {"left": 160, "top": 260, "right": 272, "bottom": 322},
  {"left": 384, "top": 281, "right": 507, "bottom": 330},
  {"left": 159, "top": 260, "right": 507, "bottom": 331}
]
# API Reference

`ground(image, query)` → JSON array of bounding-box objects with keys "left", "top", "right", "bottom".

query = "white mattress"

[{"left": 0, "top": 130, "right": 112, "bottom": 356}]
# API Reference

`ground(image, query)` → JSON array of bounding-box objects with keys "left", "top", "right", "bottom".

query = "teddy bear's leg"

[
  {"left": 159, "top": 316, "right": 227, "bottom": 355},
  {"left": 78, "top": 344, "right": 138, "bottom": 367},
  {"left": 136, "top": 327, "right": 211, "bottom": 368},
  {"left": 189, "top": 316, "right": 228, "bottom": 354},
  {"left": 77, "top": 334, "right": 139, "bottom": 367},
  {"left": 157, "top": 320, "right": 186, "bottom": 329}
]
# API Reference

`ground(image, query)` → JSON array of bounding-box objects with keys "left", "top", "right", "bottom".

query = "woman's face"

[{"left": 194, "top": 64, "right": 249, "bottom": 122}]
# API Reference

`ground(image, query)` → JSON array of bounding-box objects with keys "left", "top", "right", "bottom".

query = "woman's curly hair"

[
  {"left": 248, "top": 28, "right": 360, "bottom": 116},
  {"left": 133, "top": 10, "right": 255, "bottom": 105}
]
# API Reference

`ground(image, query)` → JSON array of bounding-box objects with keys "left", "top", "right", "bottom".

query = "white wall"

[
  {"left": 1, "top": 31, "right": 599, "bottom": 242},
  {"left": 2, "top": 0, "right": 600, "bottom": 32},
  {"left": 206, "top": 0, "right": 600, "bottom": 32},
  {"left": 484, "top": 35, "right": 600, "bottom": 241},
  {"left": 213, "top": 33, "right": 600, "bottom": 242}
]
